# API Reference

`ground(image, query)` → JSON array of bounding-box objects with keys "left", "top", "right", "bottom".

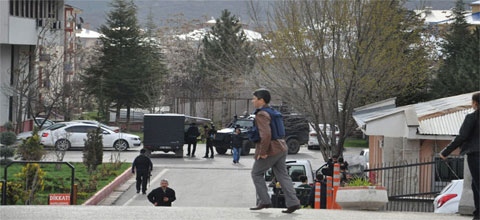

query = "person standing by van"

[{"left": 232, "top": 127, "right": 243, "bottom": 163}]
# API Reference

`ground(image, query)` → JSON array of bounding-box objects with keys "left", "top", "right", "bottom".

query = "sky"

[{"left": 66, "top": 0, "right": 475, "bottom": 30}]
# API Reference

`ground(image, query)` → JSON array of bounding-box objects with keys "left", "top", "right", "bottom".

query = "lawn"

[
  {"left": 1, "top": 162, "right": 131, "bottom": 205},
  {"left": 344, "top": 138, "right": 368, "bottom": 148}
]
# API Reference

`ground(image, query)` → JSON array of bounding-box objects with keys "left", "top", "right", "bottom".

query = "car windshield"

[
  {"left": 265, "top": 164, "right": 306, "bottom": 182},
  {"left": 233, "top": 120, "right": 253, "bottom": 128}
]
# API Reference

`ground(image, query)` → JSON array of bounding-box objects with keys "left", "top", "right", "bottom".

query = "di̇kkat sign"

[{"left": 49, "top": 194, "right": 70, "bottom": 205}]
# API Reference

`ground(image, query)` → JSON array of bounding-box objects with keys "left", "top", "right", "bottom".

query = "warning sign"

[{"left": 49, "top": 194, "right": 70, "bottom": 205}]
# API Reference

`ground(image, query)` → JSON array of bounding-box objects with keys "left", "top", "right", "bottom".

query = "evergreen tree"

[
  {"left": 82, "top": 0, "right": 144, "bottom": 122},
  {"left": 201, "top": 9, "right": 256, "bottom": 124},
  {"left": 432, "top": 0, "right": 480, "bottom": 98}
]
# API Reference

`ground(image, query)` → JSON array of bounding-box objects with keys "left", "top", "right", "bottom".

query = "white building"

[{"left": 0, "top": 0, "right": 66, "bottom": 132}]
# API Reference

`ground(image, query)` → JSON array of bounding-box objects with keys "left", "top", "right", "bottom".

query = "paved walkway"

[{"left": 0, "top": 206, "right": 472, "bottom": 220}]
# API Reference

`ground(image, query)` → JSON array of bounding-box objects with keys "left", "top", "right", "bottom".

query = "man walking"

[
  {"left": 147, "top": 179, "right": 176, "bottom": 206},
  {"left": 132, "top": 149, "right": 153, "bottom": 194},
  {"left": 203, "top": 124, "right": 216, "bottom": 159},
  {"left": 249, "top": 89, "right": 301, "bottom": 214},
  {"left": 440, "top": 92, "right": 479, "bottom": 220},
  {"left": 186, "top": 123, "right": 200, "bottom": 157}
]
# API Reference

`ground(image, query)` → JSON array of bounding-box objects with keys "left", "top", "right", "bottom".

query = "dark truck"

[
  {"left": 213, "top": 107, "right": 309, "bottom": 155},
  {"left": 143, "top": 114, "right": 211, "bottom": 158}
]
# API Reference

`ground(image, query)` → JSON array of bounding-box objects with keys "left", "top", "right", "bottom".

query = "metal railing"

[
  {"left": 2, "top": 161, "right": 75, "bottom": 205},
  {"left": 365, "top": 156, "right": 464, "bottom": 212}
]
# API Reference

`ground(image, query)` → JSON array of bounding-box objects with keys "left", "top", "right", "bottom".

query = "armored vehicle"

[{"left": 213, "top": 106, "right": 309, "bottom": 155}]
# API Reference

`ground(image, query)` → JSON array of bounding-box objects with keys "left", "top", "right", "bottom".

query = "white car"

[
  {"left": 433, "top": 179, "right": 463, "bottom": 214},
  {"left": 71, "top": 120, "right": 121, "bottom": 133},
  {"left": 360, "top": 148, "right": 369, "bottom": 169},
  {"left": 40, "top": 123, "right": 141, "bottom": 151},
  {"left": 308, "top": 124, "right": 339, "bottom": 149},
  {"left": 265, "top": 160, "right": 315, "bottom": 194}
]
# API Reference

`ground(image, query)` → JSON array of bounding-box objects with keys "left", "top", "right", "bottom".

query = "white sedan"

[
  {"left": 308, "top": 124, "right": 339, "bottom": 149},
  {"left": 40, "top": 123, "right": 141, "bottom": 151},
  {"left": 433, "top": 179, "right": 463, "bottom": 214}
]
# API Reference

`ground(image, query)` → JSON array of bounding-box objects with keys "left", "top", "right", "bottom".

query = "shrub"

[
  {"left": 83, "top": 127, "right": 103, "bottom": 173},
  {"left": 346, "top": 177, "right": 373, "bottom": 187},
  {"left": 14, "top": 163, "right": 46, "bottom": 204},
  {"left": 16, "top": 127, "right": 45, "bottom": 161},
  {"left": 1, "top": 181, "right": 23, "bottom": 205}
]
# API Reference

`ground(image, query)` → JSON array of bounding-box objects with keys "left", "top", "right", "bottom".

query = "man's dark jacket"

[
  {"left": 132, "top": 154, "right": 153, "bottom": 173},
  {"left": 441, "top": 110, "right": 479, "bottom": 156},
  {"left": 186, "top": 126, "right": 200, "bottom": 144},
  {"left": 231, "top": 134, "right": 243, "bottom": 149},
  {"left": 147, "top": 187, "right": 176, "bottom": 206}
]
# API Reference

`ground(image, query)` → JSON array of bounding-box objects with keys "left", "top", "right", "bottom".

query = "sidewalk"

[{"left": 0, "top": 206, "right": 471, "bottom": 220}]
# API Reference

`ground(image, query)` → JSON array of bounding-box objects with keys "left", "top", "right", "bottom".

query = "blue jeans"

[{"left": 233, "top": 147, "right": 242, "bottom": 162}]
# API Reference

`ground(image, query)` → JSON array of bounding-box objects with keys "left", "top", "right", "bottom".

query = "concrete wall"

[
  {"left": 0, "top": 1, "right": 9, "bottom": 43},
  {"left": 0, "top": 44, "right": 12, "bottom": 126},
  {"left": 8, "top": 16, "right": 38, "bottom": 45}
]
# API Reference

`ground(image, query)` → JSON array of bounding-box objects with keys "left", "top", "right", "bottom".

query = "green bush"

[
  {"left": 16, "top": 128, "right": 45, "bottom": 161},
  {"left": 83, "top": 127, "right": 103, "bottom": 173},
  {"left": 14, "top": 163, "right": 46, "bottom": 204},
  {"left": 346, "top": 177, "right": 372, "bottom": 187}
]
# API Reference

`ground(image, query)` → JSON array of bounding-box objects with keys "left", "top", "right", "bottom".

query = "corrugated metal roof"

[
  {"left": 418, "top": 108, "right": 474, "bottom": 135},
  {"left": 353, "top": 91, "right": 478, "bottom": 134}
]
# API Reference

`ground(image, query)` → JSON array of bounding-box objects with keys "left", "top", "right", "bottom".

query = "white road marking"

[{"left": 123, "top": 169, "right": 169, "bottom": 206}]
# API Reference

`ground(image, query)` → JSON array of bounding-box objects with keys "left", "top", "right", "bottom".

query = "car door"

[
  {"left": 65, "top": 126, "right": 89, "bottom": 147},
  {"left": 101, "top": 128, "right": 116, "bottom": 147}
]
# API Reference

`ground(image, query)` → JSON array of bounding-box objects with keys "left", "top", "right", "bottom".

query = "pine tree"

[
  {"left": 201, "top": 9, "right": 256, "bottom": 124},
  {"left": 432, "top": 0, "right": 480, "bottom": 98},
  {"left": 82, "top": 0, "right": 144, "bottom": 122}
]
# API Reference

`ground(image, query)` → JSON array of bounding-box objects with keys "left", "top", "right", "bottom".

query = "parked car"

[
  {"left": 433, "top": 179, "right": 463, "bottom": 214},
  {"left": 360, "top": 148, "right": 370, "bottom": 169},
  {"left": 71, "top": 120, "right": 121, "bottom": 133},
  {"left": 307, "top": 124, "right": 339, "bottom": 149},
  {"left": 40, "top": 123, "right": 141, "bottom": 151},
  {"left": 16, "top": 119, "right": 59, "bottom": 143},
  {"left": 265, "top": 159, "right": 314, "bottom": 207},
  {"left": 35, "top": 117, "right": 55, "bottom": 128}
]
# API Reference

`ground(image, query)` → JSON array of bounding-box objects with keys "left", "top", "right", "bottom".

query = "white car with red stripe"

[{"left": 433, "top": 179, "right": 463, "bottom": 214}]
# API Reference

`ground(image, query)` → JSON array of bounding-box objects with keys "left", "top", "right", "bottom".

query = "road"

[{"left": 44, "top": 144, "right": 364, "bottom": 208}]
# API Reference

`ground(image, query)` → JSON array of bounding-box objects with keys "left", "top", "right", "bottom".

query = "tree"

[
  {"left": 431, "top": 0, "right": 480, "bottom": 98},
  {"left": 201, "top": 9, "right": 256, "bottom": 125},
  {"left": 16, "top": 127, "right": 46, "bottom": 161},
  {"left": 250, "top": 0, "right": 431, "bottom": 160},
  {"left": 83, "top": 127, "right": 103, "bottom": 173},
  {"left": 82, "top": 0, "right": 144, "bottom": 124}
]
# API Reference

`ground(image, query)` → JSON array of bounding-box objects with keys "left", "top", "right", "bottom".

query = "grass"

[
  {"left": 1, "top": 162, "right": 131, "bottom": 205},
  {"left": 344, "top": 138, "right": 368, "bottom": 148}
]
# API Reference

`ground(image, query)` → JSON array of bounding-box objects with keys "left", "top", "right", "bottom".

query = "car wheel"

[
  {"left": 286, "top": 138, "right": 300, "bottom": 154},
  {"left": 215, "top": 147, "right": 227, "bottom": 155},
  {"left": 55, "top": 139, "right": 71, "bottom": 151},
  {"left": 114, "top": 139, "right": 129, "bottom": 151},
  {"left": 241, "top": 140, "right": 252, "bottom": 156}
]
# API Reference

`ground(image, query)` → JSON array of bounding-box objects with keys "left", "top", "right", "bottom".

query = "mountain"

[{"left": 66, "top": 0, "right": 474, "bottom": 30}]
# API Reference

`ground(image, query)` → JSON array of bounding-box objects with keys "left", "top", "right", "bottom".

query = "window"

[
  {"left": 66, "top": 126, "right": 90, "bottom": 133},
  {"left": 47, "top": 123, "right": 66, "bottom": 131},
  {"left": 9, "top": 0, "right": 57, "bottom": 19},
  {"left": 8, "top": 96, "right": 13, "bottom": 121},
  {"left": 234, "top": 120, "right": 253, "bottom": 128}
]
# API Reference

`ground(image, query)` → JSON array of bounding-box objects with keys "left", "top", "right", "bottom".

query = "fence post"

[{"left": 73, "top": 184, "right": 78, "bottom": 205}]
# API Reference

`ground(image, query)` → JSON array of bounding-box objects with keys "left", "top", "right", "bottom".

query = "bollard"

[
  {"left": 326, "top": 176, "right": 333, "bottom": 209},
  {"left": 332, "top": 163, "right": 342, "bottom": 209},
  {"left": 314, "top": 182, "right": 321, "bottom": 209}
]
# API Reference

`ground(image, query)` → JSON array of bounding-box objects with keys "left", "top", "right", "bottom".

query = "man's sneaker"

[
  {"left": 136, "top": 190, "right": 140, "bottom": 194},
  {"left": 142, "top": 191, "right": 146, "bottom": 195}
]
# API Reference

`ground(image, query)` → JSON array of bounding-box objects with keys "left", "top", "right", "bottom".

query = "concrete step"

[{"left": 0, "top": 206, "right": 471, "bottom": 220}]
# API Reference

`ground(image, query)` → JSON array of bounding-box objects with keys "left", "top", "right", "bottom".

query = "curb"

[{"left": 83, "top": 167, "right": 133, "bottom": 205}]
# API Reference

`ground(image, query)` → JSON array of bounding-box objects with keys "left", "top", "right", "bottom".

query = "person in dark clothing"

[
  {"left": 132, "top": 149, "right": 153, "bottom": 194},
  {"left": 204, "top": 125, "right": 216, "bottom": 159},
  {"left": 232, "top": 127, "right": 243, "bottom": 163},
  {"left": 298, "top": 175, "right": 312, "bottom": 189},
  {"left": 186, "top": 123, "right": 200, "bottom": 157},
  {"left": 147, "top": 179, "right": 176, "bottom": 206},
  {"left": 322, "top": 155, "right": 338, "bottom": 177},
  {"left": 309, "top": 173, "right": 327, "bottom": 209},
  {"left": 440, "top": 92, "right": 480, "bottom": 220}
]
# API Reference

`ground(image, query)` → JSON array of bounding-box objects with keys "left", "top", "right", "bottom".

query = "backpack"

[{"left": 248, "top": 107, "right": 286, "bottom": 142}]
